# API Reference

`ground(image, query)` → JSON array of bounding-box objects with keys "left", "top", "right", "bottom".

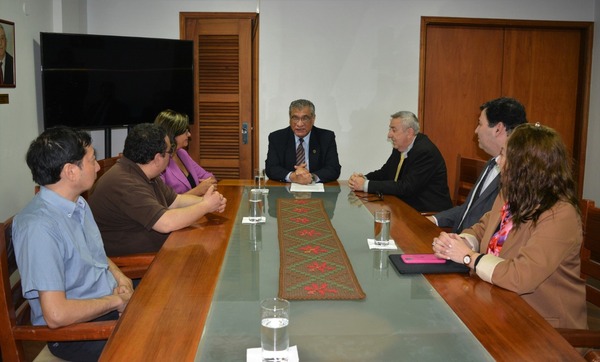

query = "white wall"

[
  {"left": 585, "top": 1, "right": 600, "bottom": 203},
  {"left": 0, "top": 0, "right": 598, "bottom": 221},
  {"left": 0, "top": 1, "right": 54, "bottom": 221}
]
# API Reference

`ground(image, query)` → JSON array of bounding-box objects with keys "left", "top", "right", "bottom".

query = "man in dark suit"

[
  {"left": 429, "top": 97, "right": 527, "bottom": 232},
  {"left": 0, "top": 23, "right": 14, "bottom": 85},
  {"left": 349, "top": 111, "right": 452, "bottom": 212},
  {"left": 265, "top": 99, "right": 341, "bottom": 184}
]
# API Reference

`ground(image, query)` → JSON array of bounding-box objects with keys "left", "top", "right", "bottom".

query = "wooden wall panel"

[
  {"left": 420, "top": 17, "right": 592, "bottom": 199},
  {"left": 422, "top": 25, "right": 504, "bottom": 199}
]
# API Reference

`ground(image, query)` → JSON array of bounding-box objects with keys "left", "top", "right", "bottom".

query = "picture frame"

[{"left": 0, "top": 19, "right": 16, "bottom": 88}]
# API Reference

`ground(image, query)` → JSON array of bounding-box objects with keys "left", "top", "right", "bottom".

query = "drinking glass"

[
  {"left": 254, "top": 168, "right": 265, "bottom": 191},
  {"left": 248, "top": 189, "right": 264, "bottom": 223},
  {"left": 374, "top": 209, "right": 391, "bottom": 246},
  {"left": 260, "top": 298, "right": 290, "bottom": 361}
]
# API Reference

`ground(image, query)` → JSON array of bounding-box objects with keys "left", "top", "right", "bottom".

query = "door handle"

[{"left": 242, "top": 122, "right": 248, "bottom": 144}]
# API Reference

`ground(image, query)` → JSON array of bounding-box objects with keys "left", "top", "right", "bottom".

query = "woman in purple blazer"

[{"left": 154, "top": 109, "right": 217, "bottom": 195}]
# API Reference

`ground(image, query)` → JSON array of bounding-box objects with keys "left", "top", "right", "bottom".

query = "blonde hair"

[{"left": 154, "top": 109, "right": 189, "bottom": 148}]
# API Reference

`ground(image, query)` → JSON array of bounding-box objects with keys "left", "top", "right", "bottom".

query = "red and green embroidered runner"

[{"left": 277, "top": 198, "right": 366, "bottom": 300}]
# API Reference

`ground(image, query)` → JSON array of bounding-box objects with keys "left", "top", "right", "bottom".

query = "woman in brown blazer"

[{"left": 432, "top": 123, "right": 586, "bottom": 329}]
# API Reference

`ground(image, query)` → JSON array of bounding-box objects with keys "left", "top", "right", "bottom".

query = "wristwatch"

[
  {"left": 311, "top": 173, "right": 317, "bottom": 182},
  {"left": 463, "top": 254, "right": 472, "bottom": 266}
]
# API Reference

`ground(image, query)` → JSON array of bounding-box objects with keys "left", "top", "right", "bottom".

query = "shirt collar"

[
  {"left": 121, "top": 156, "right": 154, "bottom": 183},
  {"left": 39, "top": 186, "right": 87, "bottom": 222},
  {"left": 295, "top": 131, "right": 312, "bottom": 145},
  {"left": 403, "top": 134, "right": 417, "bottom": 157}
]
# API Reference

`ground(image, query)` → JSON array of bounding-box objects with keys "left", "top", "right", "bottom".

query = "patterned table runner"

[{"left": 277, "top": 198, "right": 366, "bottom": 300}]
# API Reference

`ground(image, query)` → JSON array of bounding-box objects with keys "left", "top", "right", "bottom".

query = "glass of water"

[
  {"left": 374, "top": 209, "right": 391, "bottom": 246},
  {"left": 248, "top": 189, "right": 264, "bottom": 223},
  {"left": 254, "top": 168, "right": 265, "bottom": 191},
  {"left": 260, "top": 298, "right": 290, "bottom": 361}
]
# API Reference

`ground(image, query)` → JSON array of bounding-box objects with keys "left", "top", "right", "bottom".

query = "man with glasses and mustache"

[
  {"left": 265, "top": 99, "right": 341, "bottom": 185},
  {"left": 89, "top": 123, "right": 227, "bottom": 256}
]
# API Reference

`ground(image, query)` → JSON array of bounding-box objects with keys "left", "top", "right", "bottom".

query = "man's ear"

[
  {"left": 496, "top": 122, "right": 506, "bottom": 135},
  {"left": 61, "top": 162, "right": 78, "bottom": 182},
  {"left": 152, "top": 152, "right": 163, "bottom": 166}
]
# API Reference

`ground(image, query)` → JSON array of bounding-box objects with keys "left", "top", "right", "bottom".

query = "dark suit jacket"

[
  {"left": 435, "top": 158, "right": 499, "bottom": 233},
  {"left": 365, "top": 133, "right": 452, "bottom": 212},
  {"left": 1, "top": 52, "right": 14, "bottom": 85},
  {"left": 265, "top": 126, "right": 341, "bottom": 183}
]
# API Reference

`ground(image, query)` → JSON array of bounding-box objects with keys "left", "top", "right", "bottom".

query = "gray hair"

[
  {"left": 289, "top": 99, "right": 315, "bottom": 118},
  {"left": 390, "top": 111, "right": 419, "bottom": 134}
]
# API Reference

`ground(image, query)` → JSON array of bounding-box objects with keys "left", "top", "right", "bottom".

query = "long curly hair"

[{"left": 501, "top": 123, "right": 579, "bottom": 227}]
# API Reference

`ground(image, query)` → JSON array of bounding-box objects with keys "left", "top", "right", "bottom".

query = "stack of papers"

[{"left": 290, "top": 183, "right": 324, "bottom": 192}]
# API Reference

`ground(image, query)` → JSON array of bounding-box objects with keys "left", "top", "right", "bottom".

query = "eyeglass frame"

[{"left": 290, "top": 115, "right": 314, "bottom": 124}]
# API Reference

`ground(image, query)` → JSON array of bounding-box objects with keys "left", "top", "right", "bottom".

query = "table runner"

[{"left": 277, "top": 198, "right": 366, "bottom": 300}]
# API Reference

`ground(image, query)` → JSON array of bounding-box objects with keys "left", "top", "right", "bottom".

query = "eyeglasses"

[{"left": 290, "top": 115, "right": 314, "bottom": 124}]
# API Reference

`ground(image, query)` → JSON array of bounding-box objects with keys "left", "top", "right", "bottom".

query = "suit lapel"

[
  {"left": 286, "top": 128, "right": 297, "bottom": 169},
  {"left": 475, "top": 175, "right": 499, "bottom": 204},
  {"left": 308, "top": 128, "right": 319, "bottom": 169},
  {"left": 168, "top": 156, "right": 190, "bottom": 187}
]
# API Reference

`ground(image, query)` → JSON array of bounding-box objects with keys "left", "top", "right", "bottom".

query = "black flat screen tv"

[{"left": 41, "top": 32, "right": 194, "bottom": 129}]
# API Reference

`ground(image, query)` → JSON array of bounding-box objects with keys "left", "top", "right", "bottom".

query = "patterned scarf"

[{"left": 487, "top": 202, "right": 513, "bottom": 256}]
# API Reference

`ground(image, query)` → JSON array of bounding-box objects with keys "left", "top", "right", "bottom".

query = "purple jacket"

[{"left": 160, "top": 149, "right": 214, "bottom": 194}]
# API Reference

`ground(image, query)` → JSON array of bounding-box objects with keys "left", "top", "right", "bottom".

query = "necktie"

[
  {"left": 394, "top": 153, "right": 406, "bottom": 182},
  {"left": 0, "top": 61, "right": 3, "bottom": 84},
  {"left": 457, "top": 159, "right": 496, "bottom": 231},
  {"left": 471, "top": 159, "right": 496, "bottom": 204},
  {"left": 296, "top": 138, "right": 305, "bottom": 166}
]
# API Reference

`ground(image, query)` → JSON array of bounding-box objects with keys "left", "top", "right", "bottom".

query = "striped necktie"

[
  {"left": 394, "top": 153, "right": 405, "bottom": 182},
  {"left": 471, "top": 159, "right": 496, "bottom": 203},
  {"left": 456, "top": 159, "right": 496, "bottom": 231},
  {"left": 296, "top": 138, "right": 305, "bottom": 166}
]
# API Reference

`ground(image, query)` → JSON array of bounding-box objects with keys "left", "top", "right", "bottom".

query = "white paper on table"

[
  {"left": 367, "top": 238, "right": 398, "bottom": 250},
  {"left": 250, "top": 188, "right": 269, "bottom": 194},
  {"left": 242, "top": 217, "right": 266, "bottom": 224},
  {"left": 247, "top": 345, "right": 299, "bottom": 362},
  {"left": 290, "top": 183, "right": 324, "bottom": 192}
]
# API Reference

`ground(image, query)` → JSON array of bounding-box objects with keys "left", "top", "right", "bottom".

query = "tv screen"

[{"left": 41, "top": 32, "right": 194, "bottom": 129}]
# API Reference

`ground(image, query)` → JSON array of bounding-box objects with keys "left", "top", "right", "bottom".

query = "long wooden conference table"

[{"left": 100, "top": 181, "right": 583, "bottom": 361}]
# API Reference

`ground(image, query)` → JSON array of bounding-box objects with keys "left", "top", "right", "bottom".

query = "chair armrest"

[
  {"left": 556, "top": 328, "right": 600, "bottom": 348},
  {"left": 110, "top": 253, "right": 155, "bottom": 279},
  {"left": 13, "top": 320, "right": 116, "bottom": 341}
]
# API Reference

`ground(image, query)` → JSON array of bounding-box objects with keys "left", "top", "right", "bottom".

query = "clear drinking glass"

[
  {"left": 248, "top": 189, "right": 264, "bottom": 223},
  {"left": 260, "top": 298, "right": 290, "bottom": 361},
  {"left": 374, "top": 209, "right": 391, "bottom": 246},
  {"left": 254, "top": 168, "right": 265, "bottom": 191}
]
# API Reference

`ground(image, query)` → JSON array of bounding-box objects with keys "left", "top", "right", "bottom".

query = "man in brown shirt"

[{"left": 89, "top": 123, "right": 227, "bottom": 255}]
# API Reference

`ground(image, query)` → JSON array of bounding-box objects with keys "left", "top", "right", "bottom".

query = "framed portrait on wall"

[{"left": 0, "top": 19, "right": 16, "bottom": 88}]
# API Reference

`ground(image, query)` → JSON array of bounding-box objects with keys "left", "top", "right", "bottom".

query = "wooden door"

[
  {"left": 421, "top": 25, "right": 504, "bottom": 182},
  {"left": 181, "top": 13, "right": 258, "bottom": 179},
  {"left": 420, "top": 18, "right": 593, "bottom": 199}
]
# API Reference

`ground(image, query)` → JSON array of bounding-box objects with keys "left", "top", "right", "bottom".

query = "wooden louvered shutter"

[{"left": 181, "top": 13, "right": 258, "bottom": 179}]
